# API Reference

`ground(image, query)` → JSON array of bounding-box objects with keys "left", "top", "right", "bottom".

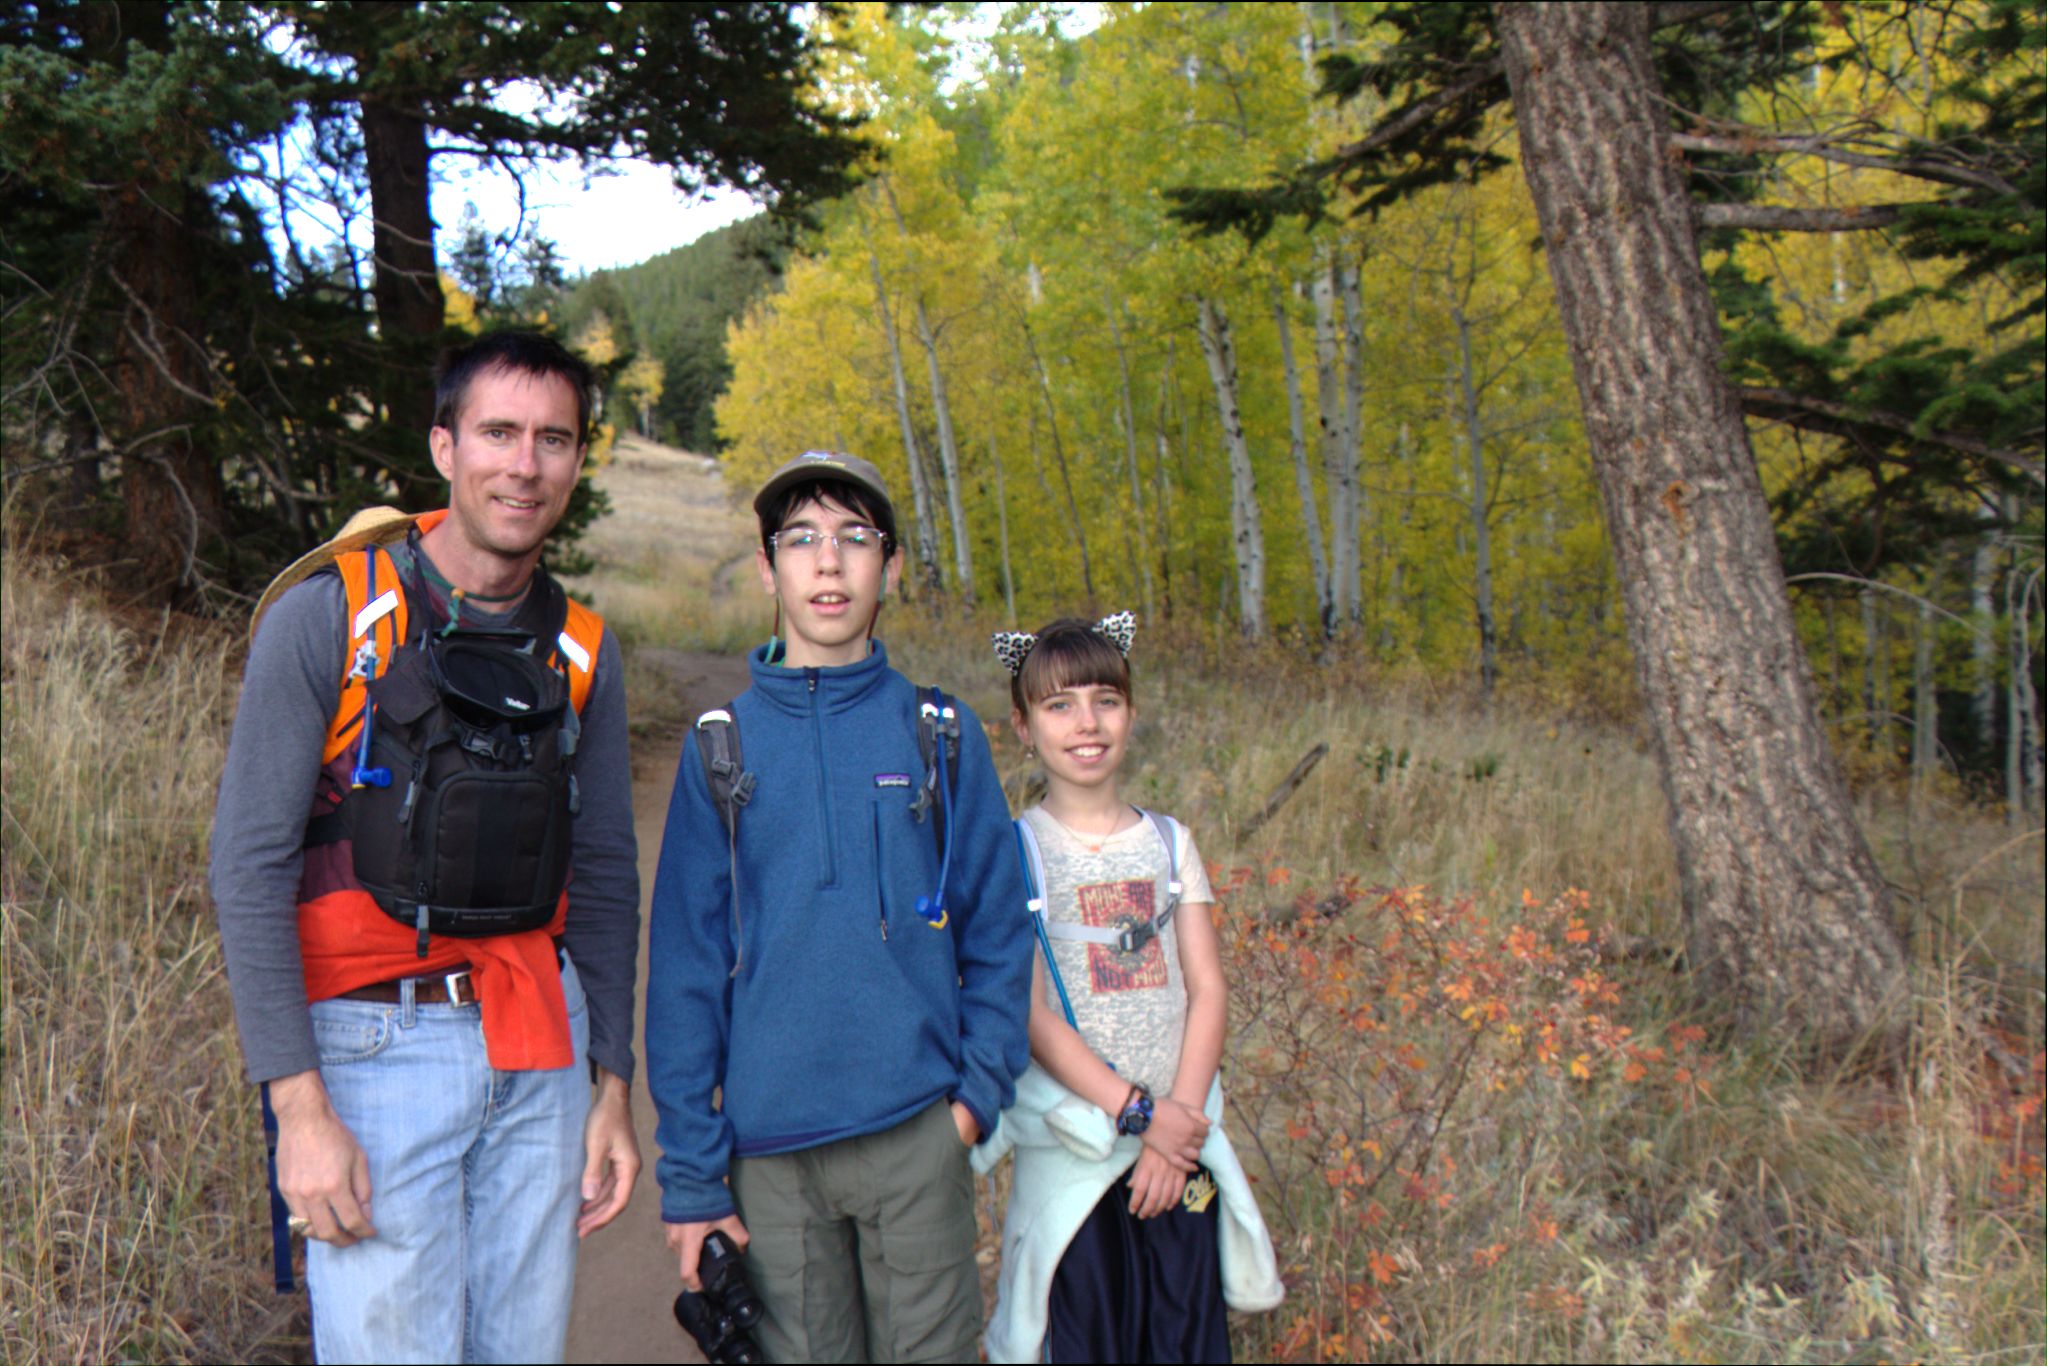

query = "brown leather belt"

[{"left": 339, "top": 969, "right": 478, "bottom": 1006}]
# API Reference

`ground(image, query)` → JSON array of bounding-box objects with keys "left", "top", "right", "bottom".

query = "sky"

[
  {"left": 258, "top": 4, "right": 1104, "bottom": 282},
  {"left": 437, "top": 155, "right": 761, "bottom": 276}
]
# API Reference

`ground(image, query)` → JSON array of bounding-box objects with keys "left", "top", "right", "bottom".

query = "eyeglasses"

[{"left": 769, "top": 526, "right": 890, "bottom": 560}]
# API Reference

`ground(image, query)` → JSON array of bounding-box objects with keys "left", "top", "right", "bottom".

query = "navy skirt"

[{"left": 1045, "top": 1162, "right": 1231, "bottom": 1364}]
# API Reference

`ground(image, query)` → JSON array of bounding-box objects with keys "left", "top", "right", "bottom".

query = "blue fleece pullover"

[{"left": 646, "top": 642, "right": 1034, "bottom": 1223}]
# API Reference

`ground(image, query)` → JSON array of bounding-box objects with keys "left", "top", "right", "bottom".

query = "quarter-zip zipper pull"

[
  {"left": 879, "top": 912, "right": 889, "bottom": 941},
  {"left": 807, "top": 668, "right": 818, "bottom": 693}
]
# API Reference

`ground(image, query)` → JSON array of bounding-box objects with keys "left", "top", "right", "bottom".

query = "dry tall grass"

[
  {"left": 2, "top": 528, "right": 304, "bottom": 1362},
  {"left": 6, "top": 449, "right": 2039, "bottom": 1363}
]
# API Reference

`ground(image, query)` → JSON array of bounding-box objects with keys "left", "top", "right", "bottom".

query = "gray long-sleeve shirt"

[{"left": 209, "top": 565, "right": 640, "bottom": 1085}]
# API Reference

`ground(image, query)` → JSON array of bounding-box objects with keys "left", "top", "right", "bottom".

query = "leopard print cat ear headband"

[{"left": 991, "top": 611, "right": 1136, "bottom": 676}]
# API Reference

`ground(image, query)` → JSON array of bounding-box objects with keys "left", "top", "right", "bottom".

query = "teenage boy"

[
  {"left": 209, "top": 332, "right": 640, "bottom": 1363},
  {"left": 646, "top": 452, "right": 1033, "bottom": 1363}
]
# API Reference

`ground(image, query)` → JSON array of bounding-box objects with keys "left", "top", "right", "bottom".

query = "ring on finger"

[{"left": 287, "top": 1214, "right": 312, "bottom": 1237}]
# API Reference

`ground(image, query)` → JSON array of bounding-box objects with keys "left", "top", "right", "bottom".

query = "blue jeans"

[{"left": 305, "top": 959, "right": 590, "bottom": 1364}]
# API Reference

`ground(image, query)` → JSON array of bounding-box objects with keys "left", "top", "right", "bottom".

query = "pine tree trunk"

[
  {"left": 865, "top": 248, "right": 943, "bottom": 596},
  {"left": 912, "top": 297, "right": 974, "bottom": 602},
  {"left": 1495, "top": 0, "right": 1906, "bottom": 1045},
  {"left": 1274, "top": 285, "right": 1334, "bottom": 636},
  {"left": 1195, "top": 297, "right": 1267, "bottom": 638},
  {"left": 84, "top": 3, "right": 225, "bottom": 595},
  {"left": 1454, "top": 304, "right": 1497, "bottom": 695},
  {"left": 360, "top": 92, "right": 442, "bottom": 443}
]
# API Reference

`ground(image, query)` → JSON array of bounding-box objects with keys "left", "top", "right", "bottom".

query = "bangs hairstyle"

[
  {"left": 434, "top": 330, "right": 595, "bottom": 443},
  {"left": 758, "top": 477, "right": 899, "bottom": 563},
  {"left": 1012, "top": 618, "right": 1133, "bottom": 714}
]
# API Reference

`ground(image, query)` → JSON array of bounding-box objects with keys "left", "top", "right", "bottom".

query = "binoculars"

[{"left": 673, "top": 1230, "right": 767, "bottom": 1364}]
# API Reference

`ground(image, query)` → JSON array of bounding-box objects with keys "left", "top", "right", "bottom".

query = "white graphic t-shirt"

[{"left": 1022, "top": 804, "right": 1215, "bottom": 1096}]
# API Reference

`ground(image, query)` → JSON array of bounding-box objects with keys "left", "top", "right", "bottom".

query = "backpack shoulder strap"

[
  {"left": 694, "top": 701, "right": 755, "bottom": 835},
  {"left": 536, "top": 570, "right": 603, "bottom": 715},
  {"left": 909, "top": 685, "right": 963, "bottom": 857},
  {"left": 1139, "top": 808, "right": 1184, "bottom": 928},
  {"left": 321, "top": 545, "right": 409, "bottom": 766},
  {"left": 1015, "top": 816, "right": 1078, "bottom": 1030}
]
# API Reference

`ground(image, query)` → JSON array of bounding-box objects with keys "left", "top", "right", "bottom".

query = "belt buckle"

[{"left": 442, "top": 969, "right": 475, "bottom": 1005}]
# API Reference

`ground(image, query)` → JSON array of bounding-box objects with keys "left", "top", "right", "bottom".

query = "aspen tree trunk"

[
  {"left": 1154, "top": 345, "right": 1178, "bottom": 620},
  {"left": 1105, "top": 296, "right": 1157, "bottom": 620},
  {"left": 2008, "top": 545, "right": 2043, "bottom": 820},
  {"left": 1971, "top": 527, "right": 2000, "bottom": 760},
  {"left": 1496, "top": 1, "right": 1906, "bottom": 1045},
  {"left": 1454, "top": 304, "right": 1497, "bottom": 694},
  {"left": 912, "top": 297, "right": 974, "bottom": 602},
  {"left": 1310, "top": 258, "right": 1354, "bottom": 626},
  {"left": 1911, "top": 596, "right": 1938, "bottom": 796},
  {"left": 1381, "top": 421, "right": 1413, "bottom": 656},
  {"left": 1337, "top": 255, "right": 1367, "bottom": 626},
  {"left": 1020, "top": 316, "right": 1097, "bottom": 602},
  {"left": 865, "top": 248, "right": 943, "bottom": 597},
  {"left": 990, "top": 431, "right": 1016, "bottom": 626},
  {"left": 1196, "top": 296, "right": 1267, "bottom": 638},
  {"left": 1275, "top": 284, "right": 1334, "bottom": 636}
]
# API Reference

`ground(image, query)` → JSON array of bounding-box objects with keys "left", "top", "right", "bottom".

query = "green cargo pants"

[{"left": 730, "top": 1099, "right": 982, "bottom": 1364}]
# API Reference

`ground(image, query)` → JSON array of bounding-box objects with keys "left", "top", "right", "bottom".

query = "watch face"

[{"left": 1120, "top": 1093, "right": 1153, "bottom": 1136}]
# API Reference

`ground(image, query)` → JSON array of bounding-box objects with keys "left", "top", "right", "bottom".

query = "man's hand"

[
  {"left": 1127, "top": 1146, "right": 1189, "bottom": 1219},
  {"left": 949, "top": 1099, "right": 980, "bottom": 1146},
  {"left": 577, "top": 1069, "right": 639, "bottom": 1238},
  {"left": 666, "top": 1214, "right": 751, "bottom": 1292},
  {"left": 269, "top": 1069, "right": 377, "bottom": 1247},
  {"left": 1139, "top": 1094, "right": 1209, "bottom": 1172}
]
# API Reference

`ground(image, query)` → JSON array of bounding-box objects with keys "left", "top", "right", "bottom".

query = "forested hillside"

[{"left": 558, "top": 215, "right": 792, "bottom": 454}]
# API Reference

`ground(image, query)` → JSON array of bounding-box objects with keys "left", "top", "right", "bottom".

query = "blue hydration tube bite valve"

[{"left": 916, "top": 693, "right": 955, "bottom": 930}]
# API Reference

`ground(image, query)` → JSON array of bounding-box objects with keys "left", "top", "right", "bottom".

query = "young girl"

[{"left": 978, "top": 614, "right": 1282, "bottom": 1364}]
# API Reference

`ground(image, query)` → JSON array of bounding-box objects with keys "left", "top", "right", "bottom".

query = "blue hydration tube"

[
  {"left": 1016, "top": 823, "right": 1078, "bottom": 1029},
  {"left": 916, "top": 690, "right": 954, "bottom": 930}
]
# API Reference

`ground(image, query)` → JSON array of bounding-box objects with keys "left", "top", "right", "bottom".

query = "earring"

[{"left": 1025, "top": 745, "right": 1037, "bottom": 760}]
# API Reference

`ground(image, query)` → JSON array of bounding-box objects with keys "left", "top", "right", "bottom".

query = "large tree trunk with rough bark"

[
  {"left": 85, "top": 2, "right": 225, "bottom": 594},
  {"left": 1495, "top": 1, "right": 1907, "bottom": 1046},
  {"left": 360, "top": 90, "right": 442, "bottom": 444}
]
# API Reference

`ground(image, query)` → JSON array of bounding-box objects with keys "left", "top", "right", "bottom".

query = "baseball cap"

[{"left": 752, "top": 450, "right": 895, "bottom": 521}]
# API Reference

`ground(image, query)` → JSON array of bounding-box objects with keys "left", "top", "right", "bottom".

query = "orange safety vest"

[{"left": 295, "top": 508, "right": 606, "bottom": 1071}]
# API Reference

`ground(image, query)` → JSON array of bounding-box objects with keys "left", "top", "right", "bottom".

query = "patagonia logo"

[{"left": 874, "top": 773, "right": 912, "bottom": 788}]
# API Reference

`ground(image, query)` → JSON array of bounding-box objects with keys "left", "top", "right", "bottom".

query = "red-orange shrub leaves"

[{"left": 1218, "top": 882, "right": 1716, "bottom": 1363}]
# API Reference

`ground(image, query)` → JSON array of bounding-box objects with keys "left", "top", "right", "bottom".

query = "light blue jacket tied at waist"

[{"left": 973, "top": 1063, "right": 1285, "bottom": 1362}]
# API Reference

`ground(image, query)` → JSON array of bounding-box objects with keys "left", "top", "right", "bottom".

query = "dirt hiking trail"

[{"left": 563, "top": 648, "right": 744, "bottom": 1364}]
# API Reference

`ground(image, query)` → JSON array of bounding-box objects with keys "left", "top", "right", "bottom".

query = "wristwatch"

[{"left": 1115, "top": 1083, "right": 1154, "bottom": 1137}]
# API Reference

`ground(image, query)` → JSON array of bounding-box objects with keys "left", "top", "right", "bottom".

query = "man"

[
  {"left": 209, "top": 331, "right": 640, "bottom": 1363},
  {"left": 646, "top": 452, "right": 1033, "bottom": 1363}
]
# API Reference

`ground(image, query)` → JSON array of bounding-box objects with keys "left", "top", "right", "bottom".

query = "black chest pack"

[{"left": 305, "top": 558, "right": 583, "bottom": 956}]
